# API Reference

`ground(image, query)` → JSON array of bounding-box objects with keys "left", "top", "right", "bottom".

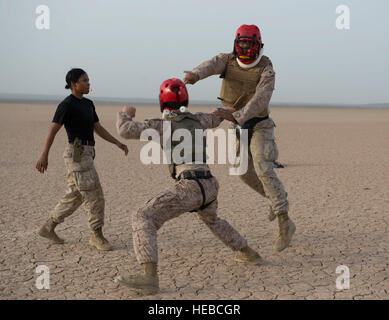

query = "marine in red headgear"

[{"left": 234, "top": 24, "right": 264, "bottom": 65}]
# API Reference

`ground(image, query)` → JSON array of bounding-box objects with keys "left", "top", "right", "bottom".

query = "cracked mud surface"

[{"left": 0, "top": 104, "right": 388, "bottom": 300}]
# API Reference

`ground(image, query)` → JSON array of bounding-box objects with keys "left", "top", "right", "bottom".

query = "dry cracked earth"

[{"left": 0, "top": 104, "right": 388, "bottom": 300}]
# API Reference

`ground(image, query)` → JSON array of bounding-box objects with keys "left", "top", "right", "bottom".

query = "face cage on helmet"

[
  {"left": 234, "top": 36, "right": 262, "bottom": 60},
  {"left": 159, "top": 100, "right": 188, "bottom": 113}
]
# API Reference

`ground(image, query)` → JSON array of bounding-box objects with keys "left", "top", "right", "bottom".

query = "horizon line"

[{"left": 0, "top": 93, "right": 388, "bottom": 108}]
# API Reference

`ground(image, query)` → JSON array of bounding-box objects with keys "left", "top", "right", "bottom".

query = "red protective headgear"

[
  {"left": 233, "top": 24, "right": 263, "bottom": 64},
  {"left": 159, "top": 78, "right": 189, "bottom": 112}
]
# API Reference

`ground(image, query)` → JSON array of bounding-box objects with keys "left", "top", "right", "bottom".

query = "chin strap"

[{"left": 236, "top": 48, "right": 264, "bottom": 69}]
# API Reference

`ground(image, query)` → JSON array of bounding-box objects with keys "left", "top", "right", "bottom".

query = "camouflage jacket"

[
  {"left": 116, "top": 111, "right": 224, "bottom": 176},
  {"left": 191, "top": 53, "right": 275, "bottom": 126},
  {"left": 116, "top": 111, "right": 223, "bottom": 139}
]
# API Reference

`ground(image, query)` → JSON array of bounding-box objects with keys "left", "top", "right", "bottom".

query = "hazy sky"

[{"left": 1, "top": 0, "right": 389, "bottom": 104}]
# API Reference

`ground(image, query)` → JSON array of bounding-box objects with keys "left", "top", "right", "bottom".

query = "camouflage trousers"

[
  {"left": 132, "top": 175, "right": 248, "bottom": 264},
  {"left": 237, "top": 120, "right": 289, "bottom": 216},
  {"left": 50, "top": 144, "right": 105, "bottom": 231}
]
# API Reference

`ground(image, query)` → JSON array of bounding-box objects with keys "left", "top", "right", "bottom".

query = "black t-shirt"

[{"left": 52, "top": 94, "right": 99, "bottom": 143}]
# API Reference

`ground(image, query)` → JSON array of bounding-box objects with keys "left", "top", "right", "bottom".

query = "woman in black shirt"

[{"left": 36, "top": 68, "right": 128, "bottom": 251}]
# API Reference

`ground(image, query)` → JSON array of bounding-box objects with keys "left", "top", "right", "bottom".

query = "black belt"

[
  {"left": 234, "top": 116, "right": 269, "bottom": 143},
  {"left": 241, "top": 116, "right": 269, "bottom": 130},
  {"left": 70, "top": 140, "right": 95, "bottom": 146},
  {"left": 177, "top": 171, "right": 215, "bottom": 211}
]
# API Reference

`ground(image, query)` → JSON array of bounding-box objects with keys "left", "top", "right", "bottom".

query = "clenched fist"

[
  {"left": 183, "top": 71, "right": 200, "bottom": 85},
  {"left": 122, "top": 105, "right": 136, "bottom": 118}
]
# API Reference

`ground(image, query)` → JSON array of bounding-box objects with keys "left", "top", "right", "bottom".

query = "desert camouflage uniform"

[
  {"left": 190, "top": 53, "right": 289, "bottom": 216},
  {"left": 116, "top": 111, "right": 248, "bottom": 264},
  {"left": 50, "top": 144, "right": 104, "bottom": 231}
]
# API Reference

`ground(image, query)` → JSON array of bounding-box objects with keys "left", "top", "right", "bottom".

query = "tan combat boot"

[
  {"left": 38, "top": 217, "right": 64, "bottom": 244},
  {"left": 274, "top": 212, "right": 296, "bottom": 252},
  {"left": 115, "top": 262, "right": 159, "bottom": 294},
  {"left": 89, "top": 227, "right": 112, "bottom": 251},
  {"left": 234, "top": 246, "right": 262, "bottom": 265}
]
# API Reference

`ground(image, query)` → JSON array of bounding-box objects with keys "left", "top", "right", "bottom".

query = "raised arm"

[
  {"left": 184, "top": 53, "right": 230, "bottom": 84},
  {"left": 116, "top": 108, "right": 164, "bottom": 139}
]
